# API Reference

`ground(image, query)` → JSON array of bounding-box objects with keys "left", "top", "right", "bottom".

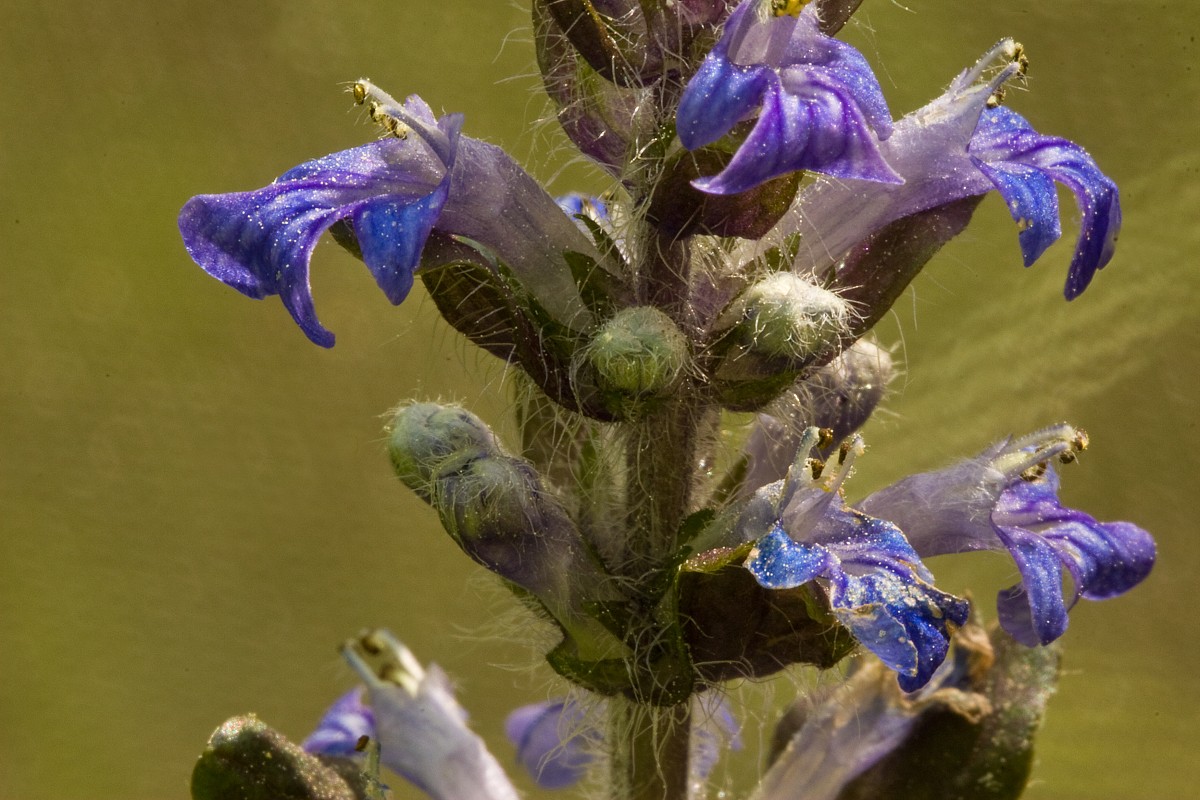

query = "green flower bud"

[
  {"left": 387, "top": 402, "right": 500, "bottom": 497},
  {"left": 387, "top": 403, "right": 622, "bottom": 662},
  {"left": 584, "top": 306, "right": 689, "bottom": 403},
  {"left": 711, "top": 273, "right": 851, "bottom": 410},
  {"left": 723, "top": 272, "right": 849, "bottom": 362}
]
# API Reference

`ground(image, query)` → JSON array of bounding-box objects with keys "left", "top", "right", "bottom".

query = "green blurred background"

[{"left": 2, "top": 1, "right": 1196, "bottom": 798}]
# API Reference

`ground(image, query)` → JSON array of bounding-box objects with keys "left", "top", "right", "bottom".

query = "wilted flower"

[{"left": 756, "top": 620, "right": 1061, "bottom": 800}]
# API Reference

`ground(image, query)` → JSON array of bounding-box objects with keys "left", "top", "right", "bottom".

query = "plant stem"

[
  {"left": 606, "top": 222, "right": 702, "bottom": 800},
  {"left": 609, "top": 697, "right": 692, "bottom": 800}
]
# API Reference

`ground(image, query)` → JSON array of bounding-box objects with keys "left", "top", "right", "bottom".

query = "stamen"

[
  {"left": 822, "top": 434, "right": 864, "bottom": 493},
  {"left": 954, "top": 38, "right": 1027, "bottom": 102},
  {"left": 1020, "top": 462, "right": 1048, "bottom": 482},
  {"left": 343, "top": 628, "right": 426, "bottom": 696},
  {"left": 367, "top": 100, "right": 409, "bottom": 140},
  {"left": 817, "top": 427, "right": 835, "bottom": 449},
  {"left": 781, "top": 427, "right": 824, "bottom": 502},
  {"left": 769, "top": 0, "right": 810, "bottom": 17},
  {"left": 991, "top": 423, "right": 1080, "bottom": 477},
  {"left": 347, "top": 78, "right": 449, "bottom": 157}
]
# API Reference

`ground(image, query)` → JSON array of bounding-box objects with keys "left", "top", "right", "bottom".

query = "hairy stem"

[
  {"left": 606, "top": 221, "right": 703, "bottom": 800},
  {"left": 609, "top": 698, "right": 692, "bottom": 800}
]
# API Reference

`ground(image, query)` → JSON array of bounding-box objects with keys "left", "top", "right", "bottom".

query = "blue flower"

[
  {"left": 969, "top": 105, "right": 1121, "bottom": 299},
  {"left": 739, "top": 430, "right": 969, "bottom": 691},
  {"left": 301, "top": 687, "right": 375, "bottom": 757},
  {"left": 504, "top": 700, "right": 595, "bottom": 790},
  {"left": 763, "top": 40, "right": 1120, "bottom": 299},
  {"left": 859, "top": 425, "right": 1155, "bottom": 646},
  {"left": 179, "top": 82, "right": 595, "bottom": 347},
  {"left": 322, "top": 630, "right": 521, "bottom": 800},
  {"left": 676, "top": 0, "right": 900, "bottom": 195}
]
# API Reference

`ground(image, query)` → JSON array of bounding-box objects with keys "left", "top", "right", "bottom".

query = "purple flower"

[
  {"left": 505, "top": 700, "right": 595, "bottom": 790},
  {"left": 337, "top": 629, "right": 521, "bottom": 800},
  {"left": 859, "top": 425, "right": 1155, "bottom": 646},
  {"left": 970, "top": 104, "right": 1121, "bottom": 298},
  {"left": 740, "top": 430, "right": 969, "bottom": 691},
  {"left": 179, "top": 82, "right": 595, "bottom": 347},
  {"left": 676, "top": 0, "right": 900, "bottom": 195},
  {"left": 769, "top": 40, "right": 1120, "bottom": 299},
  {"left": 301, "top": 688, "right": 375, "bottom": 757}
]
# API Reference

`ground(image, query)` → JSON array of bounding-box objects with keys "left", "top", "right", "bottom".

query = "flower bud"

[
  {"left": 387, "top": 402, "right": 499, "bottom": 497},
  {"left": 583, "top": 307, "right": 689, "bottom": 406},
  {"left": 533, "top": 1, "right": 649, "bottom": 173},
  {"left": 742, "top": 339, "right": 893, "bottom": 494},
  {"left": 711, "top": 273, "right": 851, "bottom": 410},
  {"left": 534, "top": 0, "right": 664, "bottom": 87},
  {"left": 387, "top": 403, "right": 621, "bottom": 657},
  {"left": 645, "top": 148, "right": 801, "bottom": 239}
]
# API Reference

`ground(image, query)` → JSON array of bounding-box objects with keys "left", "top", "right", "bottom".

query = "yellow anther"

[
  {"left": 1012, "top": 42, "right": 1029, "bottom": 75},
  {"left": 771, "top": 0, "right": 811, "bottom": 17},
  {"left": 367, "top": 101, "right": 408, "bottom": 139},
  {"left": 351, "top": 82, "right": 368, "bottom": 105}
]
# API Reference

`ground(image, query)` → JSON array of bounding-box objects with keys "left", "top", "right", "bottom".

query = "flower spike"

[{"left": 677, "top": 0, "right": 900, "bottom": 195}]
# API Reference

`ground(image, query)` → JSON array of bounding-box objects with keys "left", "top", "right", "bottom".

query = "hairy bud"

[
  {"left": 387, "top": 403, "right": 620, "bottom": 658},
  {"left": 584, "top": 307, "right": 689, "bottom": 408},
  {"left": 742, "top": 339, "right": 893, "bottom": 493},
  {"left": 711, "top": 273, "right": 851, "bottom": 410}
]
